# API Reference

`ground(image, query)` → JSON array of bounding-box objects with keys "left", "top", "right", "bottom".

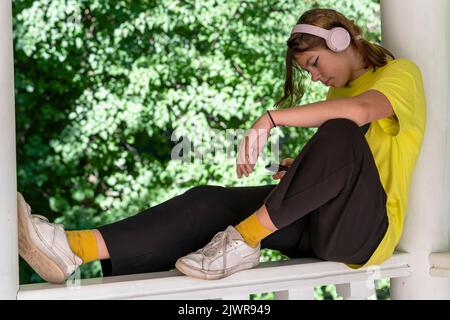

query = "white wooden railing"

[
  {"left": 429, "top": 253, "right": 450, "bottom": 278},
  {"left": 17, "top": 252, "right": 412, "bottom": 300}
]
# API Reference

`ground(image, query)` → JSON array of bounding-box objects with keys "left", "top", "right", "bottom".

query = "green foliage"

[{"left": 13, "top": 0, "right": 386, "bottom": 299}]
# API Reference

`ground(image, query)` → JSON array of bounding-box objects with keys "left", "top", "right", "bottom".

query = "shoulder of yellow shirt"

[{"left": 383, "top": 57, "right": 422, "bottom": 77}]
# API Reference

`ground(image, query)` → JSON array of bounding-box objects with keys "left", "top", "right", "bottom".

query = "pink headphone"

[{"left": 291, "top": 24, "right": 360, "bottom": 52}]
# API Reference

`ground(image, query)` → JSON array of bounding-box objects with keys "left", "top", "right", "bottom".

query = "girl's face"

[{"left": 294, "top": 47, "right": 354, "bottom": 88}]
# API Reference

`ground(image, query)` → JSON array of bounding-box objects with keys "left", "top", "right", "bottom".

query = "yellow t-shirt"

[{"left": 326, "top": 58, "right": 427, "bottom": 269}]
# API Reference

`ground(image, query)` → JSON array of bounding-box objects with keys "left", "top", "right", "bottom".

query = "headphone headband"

[{"left": 290, "top": 24, "right": 353, "bottom": 52}]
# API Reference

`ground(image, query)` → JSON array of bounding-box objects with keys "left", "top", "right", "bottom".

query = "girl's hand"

[
  {"left": 272, "top": 157, "right": 294, "bottom": 180},
  {"left": 236, "top": 113, "right": 274, "bottom": 178}
]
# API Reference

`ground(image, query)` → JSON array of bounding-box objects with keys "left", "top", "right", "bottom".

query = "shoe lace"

[
  {"left": 202, "top": 228, "right": 238, "bottom": 272},
  {"left": 32, "top": 214, "right": 49, "bottom": 222},
  {"left": 31, "top": 214, "right": 80, "bottom": 267},
  {"left": 32, "top": 214, "right": 65, "bottom": 229}
]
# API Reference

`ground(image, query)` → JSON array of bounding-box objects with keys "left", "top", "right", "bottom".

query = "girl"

[{"left": 18, "top": 8, "right": 426, "bottom": 283}]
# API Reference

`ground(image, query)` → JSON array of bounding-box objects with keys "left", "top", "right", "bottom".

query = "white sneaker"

[
  {"left": 17, "top": 192, "right": 83, "bottom": 284},
  {"left": 175, "top": 225, "right": 260, "bottom": 280}
]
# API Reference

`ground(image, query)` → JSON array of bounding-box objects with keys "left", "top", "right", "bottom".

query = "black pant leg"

[
  {"left": 263, "top": 118, "right": 388, "bottom": 265},
  {"left": 97, "top": 185, "right": 245, "bottom": 276},
  {"left": 98, "top": 184, "right": 311, "bottom": 276}
]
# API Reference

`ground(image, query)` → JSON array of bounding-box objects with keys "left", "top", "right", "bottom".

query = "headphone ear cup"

[{"left": 327, "top": 27, "right": 351, "bottom": 52}]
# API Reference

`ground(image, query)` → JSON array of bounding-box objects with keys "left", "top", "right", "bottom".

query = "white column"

[
  {"left": 0, "top": 0, "right": 18, "bottom": 300},
  {"left": 380, "top": 0, "right": 450, "bottom": 299}
]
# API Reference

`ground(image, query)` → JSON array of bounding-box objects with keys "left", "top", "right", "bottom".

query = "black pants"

[{"left": 98, "top": 118, "right": 389, "bottom": 277}]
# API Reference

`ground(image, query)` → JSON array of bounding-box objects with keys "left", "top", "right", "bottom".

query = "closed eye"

[{"left": 312, "top": 57, "right": 319, "bottom": 67}]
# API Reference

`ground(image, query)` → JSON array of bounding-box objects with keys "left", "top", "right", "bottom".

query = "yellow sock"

[
  {"left": 235, "top": 212, "right": 274, "bottom": 248},
  {"left": 65, "top": 230, "right": 99, "bottom": 264}
]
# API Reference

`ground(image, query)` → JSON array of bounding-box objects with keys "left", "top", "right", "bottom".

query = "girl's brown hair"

[{"left": 274, "top": 8, "right": 395, "bottom": 108}]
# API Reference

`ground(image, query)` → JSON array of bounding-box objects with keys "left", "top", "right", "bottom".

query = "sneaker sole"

[
  {"left": 175, "top": 258, "right": 259, "bottom": 280},
  {"left": 17, "top": 193, "right": 67, "bottom": 284}
]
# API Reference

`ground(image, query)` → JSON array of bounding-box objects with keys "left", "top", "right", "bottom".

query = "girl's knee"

[
  {"left": 311, "top": 118, "right": 361, "bottom": 154},
  {"left": 183, "top": 185, "right": 228, "bottom": 209},
  {"left": 319, "top": 118, "right": 359, "bottom": 133},
  {"left": 184, "top": 185, "right": 223, "bottom": 198}
]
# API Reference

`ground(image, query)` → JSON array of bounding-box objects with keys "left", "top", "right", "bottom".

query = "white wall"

[{"left": 380, "top": 0, "right": 450, "bottom": 299}]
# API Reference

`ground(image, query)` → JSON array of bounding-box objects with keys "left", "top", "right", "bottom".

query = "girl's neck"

[{"left": 349, "top": 47, "right": 370, "bottom": 82}]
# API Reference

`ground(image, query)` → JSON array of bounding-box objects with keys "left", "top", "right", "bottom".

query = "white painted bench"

[
  {"left": 429, "top": 252, "right": 450, "bottom": 278},
  {"left": 17, "top": 251, "right": 412, "bottom": 300}
]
